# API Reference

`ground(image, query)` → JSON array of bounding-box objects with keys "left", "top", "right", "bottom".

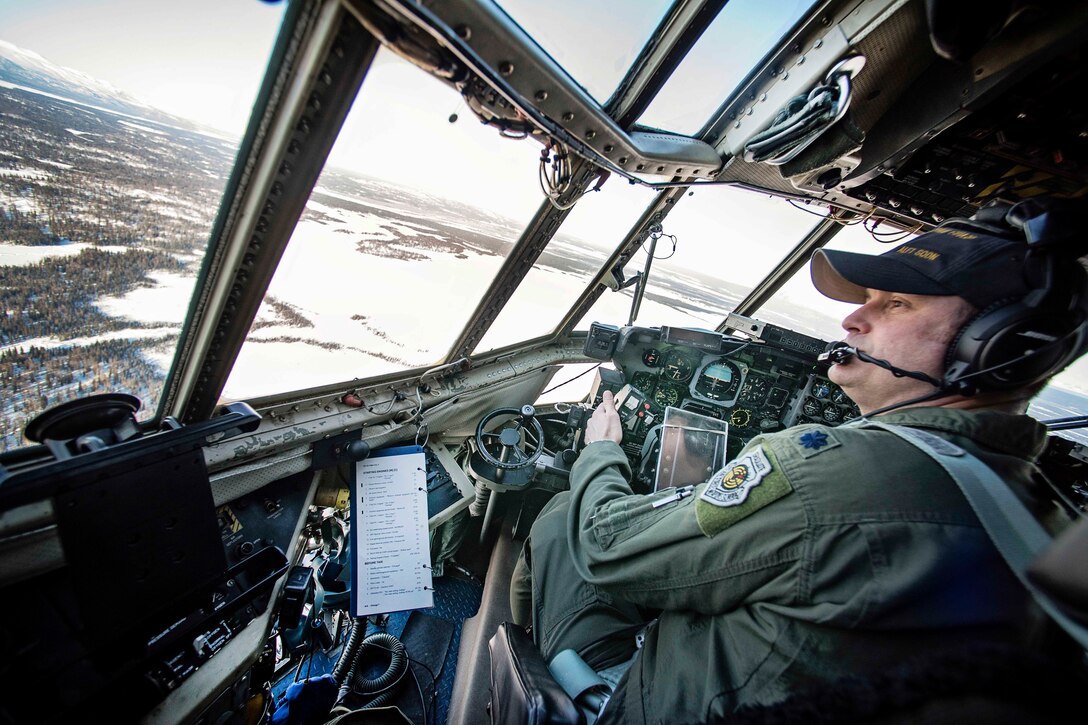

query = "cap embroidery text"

[{"left": 895, "top": 246, "right": 941, "bottom": 261}]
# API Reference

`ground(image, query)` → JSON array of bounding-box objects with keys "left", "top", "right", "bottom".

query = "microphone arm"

[{"left": 818, "top": 342, "right": 945, "bottom": 389}]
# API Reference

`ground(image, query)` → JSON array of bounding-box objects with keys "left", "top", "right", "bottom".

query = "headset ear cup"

[
  {"left": 944, "top": 299, "right": 1081, "bottom": 393},
  {"left": 943, "top": 302, "right": 1006, "bottom": 395}
]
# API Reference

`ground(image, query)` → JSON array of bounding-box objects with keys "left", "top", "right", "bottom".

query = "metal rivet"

[
  {"left": 760, "top": 93, "right": 767, "bottom": 102},
  {"left": 455, "top": 25, "right": 471, "bottom": 40},
  {"left": 585, "top": 129, "right": 596, "bottom": 139},
  {"left": 636, "top": 164, "right": 645, "bottom": 171},
  {"left": 797, "top": 55, "right": 805, "bottom": 65},
  {"left": 499, "top": 62, "right": 514, "bottom": 76},
  {"left": 618, "top": 157, "right": 628, "bottom": 164},
  {"left": 657, "top": 166, "right": 665, "bottom": 172},
  {"left": 746, "top": 107, "right": 754, "bottom": 115},
  {"left": 814, "top": 38, "right": 823, "bottom": 49},
  {"left": 734, "top": 121, "right": 741, "bottom": 128},
  {"left": 534, "top": 90, "right": 548, "bottom": 101},
  {"left": 562, "top": 112, "right": 575, "bottom": 122},
  {"left": 782, "top": 72, "right": 789, "bottom": 80},
  {"left": 603, "top": 144, "right": 613, "bottom": 153}
]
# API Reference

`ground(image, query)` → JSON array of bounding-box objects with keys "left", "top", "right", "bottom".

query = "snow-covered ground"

[{"left": 0, "top": 241, "right": 91, "bottom": 264}]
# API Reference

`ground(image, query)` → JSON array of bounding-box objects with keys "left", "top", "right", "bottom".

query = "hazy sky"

[{"left": 0, "top": 0, "right": 285, "bottom": 135}]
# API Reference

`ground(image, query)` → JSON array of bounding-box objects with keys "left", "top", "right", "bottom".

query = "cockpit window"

[
  {"left": 494, "top": 0, "right": 675, "bottom": 103},
  {"left": 222, "top": 51, "right": 546, "bottom": 401},
  {"left": 474, "top": 178, "right": 657, "bottom": 354},
  {"left": 637, "top": 0, "right": 820, "bottom": 134},
  {"left": 0, "top": 0, "right": 284, "bottom": 451},
  {"left": 577, "top": 187, "right": 824, "bottom": 331},
  {"left": 754, "top": 220, "right": 900, "bottom": 341}
]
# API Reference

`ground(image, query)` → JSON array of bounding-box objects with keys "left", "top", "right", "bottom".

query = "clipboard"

[{"left": 349, "top": 445, "right": 434, "bottom": 616}]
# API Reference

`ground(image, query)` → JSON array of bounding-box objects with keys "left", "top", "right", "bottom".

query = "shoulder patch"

[
  {"left": 792, "top": 428, "right": 841, "bottom": 458},
  {"left": 696, "top": 445, "right": 792, "bottom": 537}
]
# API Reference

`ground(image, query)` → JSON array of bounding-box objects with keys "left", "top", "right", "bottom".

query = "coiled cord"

[
  {"left": 333, "top": 619, "right": 364, "bottom": 693},
  {"left": 339, "top": 630, "right": 409, "bottom": 708}
]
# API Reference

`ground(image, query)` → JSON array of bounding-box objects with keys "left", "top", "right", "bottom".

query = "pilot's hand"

[{"left": 585, "top": 390, "right": 623, "bottom": 445}]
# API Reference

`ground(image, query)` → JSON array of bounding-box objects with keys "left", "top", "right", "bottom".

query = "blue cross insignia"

[{"left": 799, "top": 431, "right": 829, "bottom": 450}]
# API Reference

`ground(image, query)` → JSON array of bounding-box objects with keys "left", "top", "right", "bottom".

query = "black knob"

[
  {"left": 345, "top": 440, "right": 371, "bottom": 461},
  {"left": 520, "top": 405, "right": 536, "bottom": 418}
]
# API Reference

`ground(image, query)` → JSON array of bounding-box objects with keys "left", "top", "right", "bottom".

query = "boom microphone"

[
  {"left": 818, "top": 341, "right": 856, "bottom": 365},
  {"left": 818, "top": 341, "right": 945, "bottom": 389}
]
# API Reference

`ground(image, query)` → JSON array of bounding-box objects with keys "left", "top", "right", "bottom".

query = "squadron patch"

[
  {"left": 701, "top": 448, "right": 773, "bottom": 507},
  {"left": 696, "top": 445, "right": 793, "bottom": 536}
]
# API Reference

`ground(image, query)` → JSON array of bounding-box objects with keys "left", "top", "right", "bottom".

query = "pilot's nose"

[{"left": 841, "top": 303, "right": 871, "bottom": 335}]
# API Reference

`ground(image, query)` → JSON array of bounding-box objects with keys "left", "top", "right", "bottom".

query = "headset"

[{"left": 941, "top": 199, "right": 1088, "bottom": 395}]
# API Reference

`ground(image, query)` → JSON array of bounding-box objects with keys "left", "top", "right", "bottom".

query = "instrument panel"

[{"left": 606, "top": 325, "right": 860, "bottom": 464}]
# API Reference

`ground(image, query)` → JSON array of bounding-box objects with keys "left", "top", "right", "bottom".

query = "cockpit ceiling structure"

[{"left": 356, "top": 0, "right": 1088, "bottom": 222}]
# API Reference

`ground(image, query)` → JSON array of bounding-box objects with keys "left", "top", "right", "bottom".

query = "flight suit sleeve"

[{"left": 564, "top": 438, "right": 806, "bottom": 614}]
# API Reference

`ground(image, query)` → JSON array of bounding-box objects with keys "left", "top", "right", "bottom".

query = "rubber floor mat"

[{"left": 392, "top": 611, "right": 455, "bottom": 723}]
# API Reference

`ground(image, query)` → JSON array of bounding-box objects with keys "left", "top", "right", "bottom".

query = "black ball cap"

[{"left": 811, "top": 226, "right": 1033, "bottom": 309}]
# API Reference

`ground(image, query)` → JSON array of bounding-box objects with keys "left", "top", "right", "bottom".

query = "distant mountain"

[{"left": 0, "top": 40, "right": 203, "bottom": 133}]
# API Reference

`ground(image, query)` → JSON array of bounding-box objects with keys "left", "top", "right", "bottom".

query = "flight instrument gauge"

[
  {"left": 740, "top": 374, "right": 769, "bottom": 405},
  {"left": 822, "top": 404, "right": 842, "bottom": 424},
  {"left": 830, "top": 387, "right": 850, "bottom": 405},
  {"left": 631, "top": 371, "right": 657, "bottom": 396},
  {"left": 802, "top": 397, "right": 822, "bottom": 417},
  {"left": 653, "top": 383, "right": 683, "bottom": 408},
  {"left": 692, "top": 359, "right": 747, "bottom": 405},
  {"left": 811, "top": 381, "right": 832, "bottom": 399},
  {"left": 730, "top": 408, "right": 753, "bottom": 428},
  {"left": 662, "top": 349, "right": 698, "bottom": 382},
  {"left": 642, "top": 348, "right": 663, "bottom": 367}
]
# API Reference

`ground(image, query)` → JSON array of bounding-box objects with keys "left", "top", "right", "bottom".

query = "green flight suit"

[{"left": 512, "top": 407, "right": 1047, "bottom": 724}]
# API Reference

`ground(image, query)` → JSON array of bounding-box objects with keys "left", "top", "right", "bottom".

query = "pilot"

[{"left": 509, "top": 206, "right": 1087, "bottom": 723}]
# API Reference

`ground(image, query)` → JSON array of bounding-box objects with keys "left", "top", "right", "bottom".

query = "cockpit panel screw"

[
  {"left": 455, "top": 25, "right": 471, "bottom": 40},
  {"left": 534, "top": 90, "right": 548, "bottom": 101},
  {"left": 499, "top": 61, "right": 514, "bottom": 76},
  {"left": 562, "top": 112, "right": 575, "bottom": 122}
]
